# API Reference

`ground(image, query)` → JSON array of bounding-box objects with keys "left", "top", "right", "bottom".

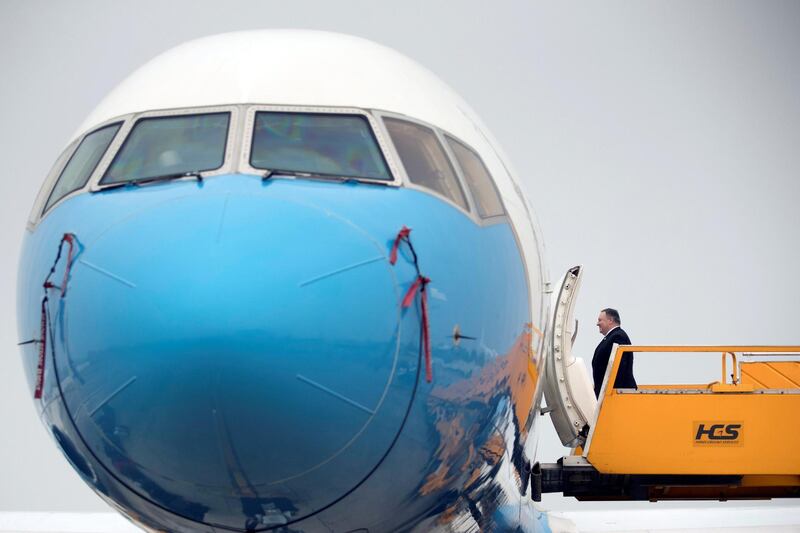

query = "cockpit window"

[
  {"left": 44, "top": 122, "right": 121, "bottom": 212},
  {"left": 101, "top": 113, "right": 229, "bottom": 184},
  {"left": 445, "top": 136, "right": 505, "bottom": 218},
  {"left": 383, "top": 118, "right": 469, "bottom": 211},
  {"left": 250, "top": 112, "right": 391, "bottom": 181}
]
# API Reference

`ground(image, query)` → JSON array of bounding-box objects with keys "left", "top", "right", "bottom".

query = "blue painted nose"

[{"left": 54, "top": 189, "right": 418, "bottom": 529}]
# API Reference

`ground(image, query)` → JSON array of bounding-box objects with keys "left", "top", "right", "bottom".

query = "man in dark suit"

[{"left": 592, "top": 308, "right": 636, "bottom": 398}]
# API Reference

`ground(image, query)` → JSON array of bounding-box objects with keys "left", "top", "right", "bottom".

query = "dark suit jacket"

[{"left": 592, "top": 327, "right": 636, "bottom": 398}]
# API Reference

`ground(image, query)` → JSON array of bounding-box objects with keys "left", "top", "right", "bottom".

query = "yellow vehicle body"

[{"left": 584, "top": 346, "right": 800, "bottom": 479}]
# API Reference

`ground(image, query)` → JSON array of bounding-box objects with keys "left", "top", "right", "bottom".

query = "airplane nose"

[{"left": 54, "top": 189, "right": 418, "bottom": 530}]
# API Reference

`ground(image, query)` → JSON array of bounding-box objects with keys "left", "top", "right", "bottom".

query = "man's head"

[{"left": 597, "top": 308, "right": 621, "bottom": 335}]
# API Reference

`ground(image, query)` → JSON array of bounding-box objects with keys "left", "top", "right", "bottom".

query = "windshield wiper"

[
  {"left": 99, "top": 171, "right": 204, "bottom": 191},
  {"left": 136, "top": 171, "right": 204, "bottom": 185},
  {"left": 261, "top": 168, "right": 380, "bottom": 184}
]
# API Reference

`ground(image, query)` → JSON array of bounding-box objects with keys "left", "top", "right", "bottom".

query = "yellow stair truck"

[{"left": 534, "top": 266, "right": 800, "bottom": 502}]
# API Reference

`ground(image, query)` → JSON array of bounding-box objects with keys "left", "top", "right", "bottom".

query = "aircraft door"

[{"left": 543, "top": 265, "right": 597, "bottom": 448}]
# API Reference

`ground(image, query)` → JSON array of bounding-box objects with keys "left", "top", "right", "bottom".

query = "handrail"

[
  {"left": 603, "top": 345, "right": 800, "bottom": 398},
  {"left": 612, "top": 345, "right": 800, "bottom": 353},
  {"left": 722, "top": 351, "right": 738, "bottom": 385}
]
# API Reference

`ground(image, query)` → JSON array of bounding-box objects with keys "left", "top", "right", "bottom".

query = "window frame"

[
  {"left": 41, "top": 121, "right": 124, "bottom": 215},
  {"left": 374, "top": 110, "right": 479, "bottom": 218},
  {"left": 29, "top": 103, "right": 509, "bottom": 230},
  {"left": 31, "top": 117, "right": 129, "bottom": 224},
  {"left": 91, "top": 105, "right": 240, "bottom": 192},
  {"left": 374, "top": 110, "right": 509, "bottom": 226},
  {"left": 442, "top": 133, "right": 507, "bottom": 221},
  {"left": 29, "top": 137, "right": 80, "bottom": 226},
  {"left": 240, "top": 105, "right": 401, "bottom": 185}
]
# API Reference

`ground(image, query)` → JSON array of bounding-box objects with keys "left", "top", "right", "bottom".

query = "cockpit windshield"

[
  {"left": 250, "top": 112, "right": 391, "bottom": 181},
  {"left": 101, "top": 113, "right": 229, "bottom": 185}
]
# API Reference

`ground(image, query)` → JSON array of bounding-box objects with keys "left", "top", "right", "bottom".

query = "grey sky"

[{"left": 1, "top": 0, "right": 799, "bottom": 514}]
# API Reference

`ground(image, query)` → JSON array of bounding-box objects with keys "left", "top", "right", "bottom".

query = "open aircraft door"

[{"left": 542, "top": 265, "right": 597, "bottom": 448}]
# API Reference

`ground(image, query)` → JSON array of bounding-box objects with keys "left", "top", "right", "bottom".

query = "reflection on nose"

[{"left": 53, "top": 188, "right": 419, "bottom": 529}]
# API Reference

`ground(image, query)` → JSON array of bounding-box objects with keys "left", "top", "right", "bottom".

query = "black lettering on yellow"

[{"left": 695, "top": 423, "right": 742, "bottom": 441}]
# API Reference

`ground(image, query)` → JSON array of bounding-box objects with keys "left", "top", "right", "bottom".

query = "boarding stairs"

[{"left": 535, "top": 266, "right": 800, "bottom": 502}]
